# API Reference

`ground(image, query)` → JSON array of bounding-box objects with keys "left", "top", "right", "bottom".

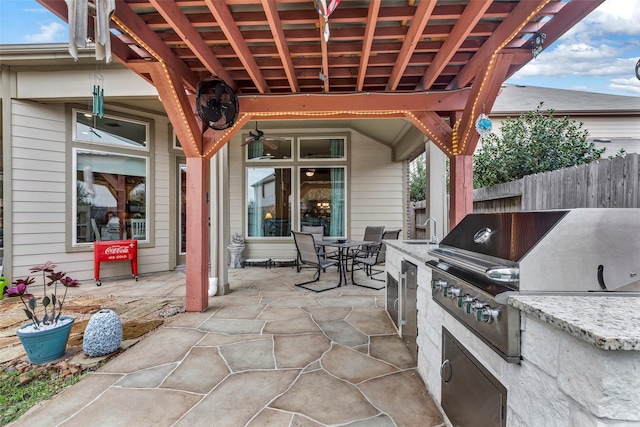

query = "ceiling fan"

[{"left": 241, "top": 122, "right": 286, "bottom": 150}]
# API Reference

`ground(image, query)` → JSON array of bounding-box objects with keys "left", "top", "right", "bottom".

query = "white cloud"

[
  {"left": 24, "top": 21, "right": 65, "bottom": 43},
  {"left": 609, "top": 77, "right": 640, "bottom": 94},
  {"left": 582, "top": 0, "right": 640, "bottom": 36},
  {"left": 516, "top": 43, "right": 633, "bottom": 78}
]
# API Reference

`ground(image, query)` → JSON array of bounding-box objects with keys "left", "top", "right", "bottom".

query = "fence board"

[{"left": 468, "top": 155, "right": 640, "bottom": 213}]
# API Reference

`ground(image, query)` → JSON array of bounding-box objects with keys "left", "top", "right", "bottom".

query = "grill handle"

[{"left": 429, "top": 248, "right": 519, "bottom": 283}]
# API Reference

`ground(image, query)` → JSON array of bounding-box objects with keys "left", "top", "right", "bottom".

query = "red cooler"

[{"left": 93, "top": 240, "right": 138, "bottom": 286}]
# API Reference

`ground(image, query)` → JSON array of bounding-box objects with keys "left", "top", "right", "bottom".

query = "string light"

[{"left": 456, "top": 0, "right": 551, "bottom": 155}]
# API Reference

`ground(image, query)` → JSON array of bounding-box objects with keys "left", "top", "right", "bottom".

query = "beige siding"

[
  {"left": 9, "top": 100, "right": 173, "bottom": 281},
  {"left": 350, "top": 132, "right": 404, "bottom": 239}
]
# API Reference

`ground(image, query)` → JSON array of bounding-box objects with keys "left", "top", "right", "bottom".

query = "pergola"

[{"left": 38, "top": 0, "right": 604, "bottom": 312}]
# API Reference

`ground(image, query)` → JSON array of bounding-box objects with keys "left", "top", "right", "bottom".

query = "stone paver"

[{"left": 7, "top": 267, "right": 445, "bottom": 427}]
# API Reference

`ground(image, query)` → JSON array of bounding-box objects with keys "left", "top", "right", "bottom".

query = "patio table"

[{"left": 316, "top": 240, "right": 372, "bottom": 287}]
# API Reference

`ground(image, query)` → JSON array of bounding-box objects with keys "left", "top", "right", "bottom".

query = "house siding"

[{"left": 8, "top": 99, "right": 173, "bottom": 282}]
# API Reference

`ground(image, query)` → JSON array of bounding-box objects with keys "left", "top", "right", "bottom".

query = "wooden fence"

[
  {"left": 409, "top": 153, "right": 640, "bottom": 236},
  {"left": 473, "top": 153, "right": 640, "bottom": 212}
]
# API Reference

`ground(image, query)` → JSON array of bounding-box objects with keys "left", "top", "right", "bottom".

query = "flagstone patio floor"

[{"left": 5, "top": 266, "right": 446, "bottom": 427}]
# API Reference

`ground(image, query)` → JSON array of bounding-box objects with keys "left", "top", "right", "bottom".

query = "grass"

[{"left": 0, "top": 367, "right": 86, "bottom": 425}]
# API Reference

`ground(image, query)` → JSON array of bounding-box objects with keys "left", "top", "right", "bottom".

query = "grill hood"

[{"left": 429, "top": 209, "right": 640, "bottom": 292}]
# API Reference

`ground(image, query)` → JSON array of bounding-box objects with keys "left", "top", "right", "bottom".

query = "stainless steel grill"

[{"left": 427, "top": 209, "right": 640, "bottom": 362}]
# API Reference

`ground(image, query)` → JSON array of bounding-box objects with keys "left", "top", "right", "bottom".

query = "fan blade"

[
  {"left": 263, "top": 135, "right": 287, "bottom": 142},
  {"left": 262, "top": 140, "right": 278, "bottom": 150}
]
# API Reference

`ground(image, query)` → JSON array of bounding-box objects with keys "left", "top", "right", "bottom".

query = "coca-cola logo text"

[{"left": 104, "top": 246, "right": 131, "bottom": 255}]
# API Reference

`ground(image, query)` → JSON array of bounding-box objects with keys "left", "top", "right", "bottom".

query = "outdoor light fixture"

[{"left": 532, "top": 32, "right": 546, "bottom": 59}]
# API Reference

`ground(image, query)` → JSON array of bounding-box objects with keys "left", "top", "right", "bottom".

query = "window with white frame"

[
  {"left": 245, "top": 136, "right": 346, "bottom": 239},
  {"left": 73, "top": 109, "right": 150, "bottom": 245}
]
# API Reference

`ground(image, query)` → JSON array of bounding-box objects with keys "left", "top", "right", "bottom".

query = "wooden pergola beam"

[
  {"left": 446, "top": 0, "right": 551, "bottom": 91},
  {"left": 238, "top": 90, "right": 469, "bottom": 115},
  {"left": 204, "top": 0, "right": 270, "bottom": 93},
  {"left": 356, "top": 0, "right": 381, "bottom": 92},
  {"left": 386, "top": 0, "right": 437, "bottom": 91},
  {"left": 417, "top": 1, "right": 491, "bottom": 90},
  {"left": 150, "top": 0, "right": 236, "bottom": 90},
  {"left": 262, "top": 0, "right": 299, "bottom": 92}
]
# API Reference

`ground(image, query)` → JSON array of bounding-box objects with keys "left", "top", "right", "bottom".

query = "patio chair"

[
  {"left": 351, "top": 241, "right": 385, "bottom": 289},
  {"left": 291, "top": 231, "right": 340, "bottom": 292},
  {"left": 348, "top": 225, "right": 385, "bottom": 270},
  {"left": 298, "top": 225, "right": 337, "bottom": 271},
  {"left": 369, "top": 229, "right": 401, "bottom": 280}
]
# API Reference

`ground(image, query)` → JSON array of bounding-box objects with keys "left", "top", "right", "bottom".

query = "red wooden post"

[
  {"left": 449, "top": 154, "right": 474, "bottom": 230},
  {"left": 185, "top": 157, "right": 210, "bottom": 312}
]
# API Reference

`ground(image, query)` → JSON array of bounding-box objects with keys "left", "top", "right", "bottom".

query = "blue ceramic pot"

[{"left": 16, "top": 316, "right": 75, "bottom": 364}]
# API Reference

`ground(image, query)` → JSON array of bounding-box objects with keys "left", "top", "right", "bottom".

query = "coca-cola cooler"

[{"left": 93, "top": 240, "right": 138, "bottom": 286}]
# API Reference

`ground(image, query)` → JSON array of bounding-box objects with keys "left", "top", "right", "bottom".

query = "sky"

[{"left": 0, "top": 0, "right": 639, "bottom": 97}]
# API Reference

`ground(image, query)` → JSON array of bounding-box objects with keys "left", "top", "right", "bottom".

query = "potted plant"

[{"left": 5, "top": 261, "right": 80, "bottom": 364}]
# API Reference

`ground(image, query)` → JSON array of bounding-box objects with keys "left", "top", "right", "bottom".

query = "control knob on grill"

[
  {"left": 444, "top": 286, "right": 461, "bottom": 298},
  {"left": 431, "top": 278, "right": 447, "bottom": 290},
  {"left": 457, "top": 295, "right": 474, "bottom": 308},
  {"left": 476, "top": 307, "right": 501, "bottom": 323},
  {"left": 464, "top": 299, "right": 487, "bottom": 314}
]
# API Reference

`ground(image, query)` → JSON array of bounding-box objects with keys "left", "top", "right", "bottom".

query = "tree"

[
  {"left": 473, "top": 103, "right": 605, "bottom": 188},
  {"left": 409, "top": 156, "right": 426, "bottom": 201}
]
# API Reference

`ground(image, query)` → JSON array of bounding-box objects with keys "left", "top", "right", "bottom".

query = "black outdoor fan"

[
  {"left": 196, "top": 76, "right": 238, "bottom": 130},
  {"left": 241, "top": 122, "right": 287, "bottom": 150}
]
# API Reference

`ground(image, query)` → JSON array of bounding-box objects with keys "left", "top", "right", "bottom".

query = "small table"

[{"left": 316, "top": 240, "right": 372, "bottom": 286}]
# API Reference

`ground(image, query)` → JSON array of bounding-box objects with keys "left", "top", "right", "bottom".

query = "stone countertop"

[
  {"left": 385, "top": 242, "right": 640, "bottom": 350},
  {"left": 508, "top": 295, "right": 640, "bottom": 351},
  {"left": 384, "top": 240, "right": 438, "bottom": 264}
]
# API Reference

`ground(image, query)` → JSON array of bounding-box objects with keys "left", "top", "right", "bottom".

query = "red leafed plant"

[{"left": 4, "top": 261, "right": 80, "bottom": 330}]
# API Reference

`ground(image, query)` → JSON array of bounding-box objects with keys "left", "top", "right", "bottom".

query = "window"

[
  {"left": 299, "top": 137, "right": 345, "bottom": 160},
  {"left": 245, "top": 135, "right": 347, "bottom": 239},
  {"left": 300, "top": 167, "right": 345, "bottom": 237},
  {"left": 246, "top": 137, "right": 292, "bottom": 160},
  {"left": 247, "top": 167, "right": 292, "bottom": 237},
  {"left": 75, "top": 149, "right": 148, "bottom": 244},
  {"left": 72, "top": 109, "right": 150, "bottom": 246},
  {"left": 74, "top": 110, "right": 148, "bottom": 150}
]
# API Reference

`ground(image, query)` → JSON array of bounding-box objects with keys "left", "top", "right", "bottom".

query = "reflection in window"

[
  {"left": 246, "top": 138, "right": 292, "bottom": 160},
  {"left": 299, "top": 137, "right": 345, "bottom": 159},
  {"left": 247, "top": 168, "right": 292, "bottom": 237},
  {"left": 75, "top": 110, "right": 148, "bottom": 149},
  {"left": 300, "top": 167, "right": 345, "bottom": 238},
  {"left": 75, "top": 150, "right": 147, "bottom": 243}
]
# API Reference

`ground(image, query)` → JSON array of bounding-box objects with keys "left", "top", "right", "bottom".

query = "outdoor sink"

[{"left": 403, "top": 240, "right": 437, "bottom": 245}]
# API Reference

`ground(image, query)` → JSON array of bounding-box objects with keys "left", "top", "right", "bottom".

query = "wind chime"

[{"left": 92, "top": 72, "right": 104, "bottom": 119}]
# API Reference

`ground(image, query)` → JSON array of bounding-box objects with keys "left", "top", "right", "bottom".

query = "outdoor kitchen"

[{"left": 384, "top": 209, "right": 640, "bottom": 427}]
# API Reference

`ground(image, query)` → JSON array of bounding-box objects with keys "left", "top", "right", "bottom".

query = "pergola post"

[
  {"left": 185, "top": 156, "right": 210, "bottom": 312},
  {"left": 449, "top": 154, "right": 474, "bottom": 230}
]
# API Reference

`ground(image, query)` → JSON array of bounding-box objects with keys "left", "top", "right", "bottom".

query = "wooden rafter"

[
  {"left": 111, "top": 0, "right": 199, "bottom": 91},
  {"left": 237, "top": 91, "right": 469, "bottom": 116},
  {"left": 319, "top": 15, "right": 330, "bottom": 93},
  {"left": 356, "top": 0, "right": 381, "bottom": 92},
  {"left": 405, "top": 111, "right": 453, "bottom": 156},
  {"left": 203, "top": 0, "right": 270, "bottom": 93},
  {"left": 262, "top": 0, "right": 299, "bottom": 92},
  {"left": 518, "top": 0, "right": 606, "bottom": 58},
  {"left": 386, "top": 0, "right": 437, "bottom": 91},
  {"left": 446, "top": 0, "right": 551, "bottom": 91},
  {"left": 150, "top": 0, "right": 236, "bottom": 90},
  {"left": 148, "top": 62, "right": 202, "bottom": 158},
  {"left": 456, "top": 53, "right": 514, "bottom": 156},
  {"left": 417, "top": 1, "right": 491, "bottom": 91}
]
